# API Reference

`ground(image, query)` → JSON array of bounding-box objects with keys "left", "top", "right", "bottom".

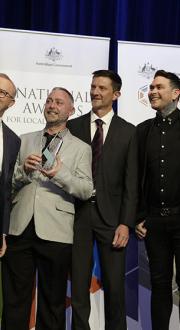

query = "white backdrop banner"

[
  {"left": 117, "top": 40, "right": 180, "bottom": 330},
  {"left": 0, "top": 28, "right": 109, "bottom": 135},
  {"left": 117, "top": 41, "right": 180, "bottom": 125},
  {"left": 0, "top": 28, "right": 110, "bottom": 330}
]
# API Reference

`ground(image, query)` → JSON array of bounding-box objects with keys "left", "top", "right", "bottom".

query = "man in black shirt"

[{"left": 136, "top": 70, "right": 180, "bottom": 330}]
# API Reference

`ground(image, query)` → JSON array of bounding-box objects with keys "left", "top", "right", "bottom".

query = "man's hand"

[
  {"left": 40, "top": 155, "right": 62, "bottom": 178},
  {"left": 0, "top": 236, "right": 7, "bottom": 257},
  {"left": 112, "top": 224, "right": 129, "bottom": 248},
  {"left": 135, "top": 221, "right": 147, "bottom": 239},
  {"left": 24, "top": 154, "right": 42, "bottom": 174}
]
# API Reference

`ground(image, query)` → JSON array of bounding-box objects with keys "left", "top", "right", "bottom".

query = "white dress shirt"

[
  {"left": 90, "top": 110, "right": 114, "bottom": 196},
  {"left": 90, "top": 109, "right": 114, "bottom": 142}
]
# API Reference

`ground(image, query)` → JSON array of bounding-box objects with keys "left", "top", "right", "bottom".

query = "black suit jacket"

[
  {"left": 67, "top": 112, "right": 138, "bottom": 228},
  {"left": 0, "top": 122, "right": 21, "bottom": 235}
]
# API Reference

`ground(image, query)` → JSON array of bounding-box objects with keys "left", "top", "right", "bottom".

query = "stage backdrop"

[
  {"left": 118, "top": 40, "right": 180, "bottom": 330},
  {"left": 0, "top": 28, "right": 110, "bottom": 330}
]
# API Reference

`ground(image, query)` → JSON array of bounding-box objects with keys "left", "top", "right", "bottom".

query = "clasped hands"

[{"left": 24, "top": 154, "right": 62, "bottom": 178}]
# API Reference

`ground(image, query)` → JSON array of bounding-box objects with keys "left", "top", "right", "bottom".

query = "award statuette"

[
  {"left": 41, "top": 138, "right": 63, "bottom": 170},
  {"left": 42, "top": 139, "right": 63, "bottom": 170}
]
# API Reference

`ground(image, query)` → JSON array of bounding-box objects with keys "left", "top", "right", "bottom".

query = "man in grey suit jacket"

[{"left": 1, "top": 87, "right": 93, "bottom": 330}]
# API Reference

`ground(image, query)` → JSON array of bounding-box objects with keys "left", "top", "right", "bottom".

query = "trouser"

[
  {"left": 1, "top": 219, "right": 72, "bottom": 330},
  {"left": 71, "top": 201, "right": 127, "bottom": 330},
  {"left": 145, "top": 215, "right": 180, "bottom": 330}
]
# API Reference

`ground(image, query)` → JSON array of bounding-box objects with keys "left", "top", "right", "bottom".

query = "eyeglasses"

[{"left": 0, "top": 89, "right": 14, "bottom": 100}]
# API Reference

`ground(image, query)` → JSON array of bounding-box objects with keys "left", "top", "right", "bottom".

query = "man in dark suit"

[
  {"left": 67, "top": 70, "right": 138, "bottom": 330},
  {"left": 0, "top": 73, "right": 21, "bottom": 257},
  {"left": 136, "top": 70, "right": 180, "bottom": 330}
]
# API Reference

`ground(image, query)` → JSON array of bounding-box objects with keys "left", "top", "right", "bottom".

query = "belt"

[{"left": 149, "top": 206, "right": 180, "bottom": 217}]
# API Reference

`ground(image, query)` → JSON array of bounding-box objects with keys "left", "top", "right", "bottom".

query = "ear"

[
  {"left": 69, "top": 106, "right": 75, "bottom": 117},
  {"left": 7, "top": 99, "right": 15, "bottom": 108},
  {"left": 112, "top": 90, "right": 121, "bottom": 101},
  {"left": 172, "top": 89, "right": 180, "bottom": 101}
]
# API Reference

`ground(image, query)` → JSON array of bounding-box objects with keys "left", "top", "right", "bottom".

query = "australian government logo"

[
  {"left": 45, "top": 47, "right": 63, "bottom": 62},
  {"left": 36, "top": 46, "right": 72, "bottom": 68},
  {"left": 138, "top": 62, "right": 157, "bottom": 106}
]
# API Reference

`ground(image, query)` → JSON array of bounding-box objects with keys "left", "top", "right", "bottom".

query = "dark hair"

[
  {"left": 92, "top": 70, "right": 122, "bottom": 91},
  {"left": 154, "top": 70, "right": 180, "bottom": 89},
  {"left": 52, "top": 87, "right": 74, "bottom": 103}
]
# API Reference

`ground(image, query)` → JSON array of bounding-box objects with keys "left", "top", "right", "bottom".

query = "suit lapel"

[
  {"left": 2, "top": 124, "right": 11, "bottom": 178},
  {"left": 102, "top": 115, "right": 117, "bottom": 153},
  {"left": 81, "top": 113, "right": 91, "bottom": 145}
]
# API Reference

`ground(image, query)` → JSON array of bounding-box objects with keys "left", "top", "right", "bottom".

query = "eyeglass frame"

[{"left": 0, "top": 88, "right": 15, "bottom": 100}]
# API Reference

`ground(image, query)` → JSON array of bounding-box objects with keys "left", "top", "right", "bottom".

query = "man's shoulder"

[
  {"left": 20, "top": 130, "right": 42, "bottom": 140},
  {"left": 137, "top": 117, "right": 154, "bottom": 130},
  {"left": 67, "top": 112, "right": 90, "bottom": 127},
  {"left": 68, "top": 130, "right": 91, "bottom": 150},
  {"left": 114, "top": 115, "right": 136, "bottom": 132},
  {"left": 3, "top": 122, "right": 21, "bottom": 143}
]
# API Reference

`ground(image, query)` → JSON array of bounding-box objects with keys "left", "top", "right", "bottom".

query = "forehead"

[
  {"left": 91, "top": 76, "right": 113, "bottom": 87},
  {"left": 48, "top": 89, "right": 69, "bottom": 100},
  {"left": 0, "top": 77, "right": 12, "bottom": 90},
  {"left": 151, "top": 76, "right": 171, "bottom": 86}
]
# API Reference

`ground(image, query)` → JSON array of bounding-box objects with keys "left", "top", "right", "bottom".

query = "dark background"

[{"left": 0, "top": 0, "right": 180, "bottom": 70}]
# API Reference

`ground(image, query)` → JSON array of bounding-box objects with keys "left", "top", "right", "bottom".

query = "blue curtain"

[{"left": 0, "top": 0, "right": 180, "bottom": 70}]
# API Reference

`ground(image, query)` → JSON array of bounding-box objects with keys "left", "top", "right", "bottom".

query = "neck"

[
  {"left": 157, "top": 101, "right": 177, "bottom": 118},
  {"left": 45, "top": 123, "right": 66, "bottom": 134},
  {"left": 92, "top": 107, "right": 112, "bottom": 118}
]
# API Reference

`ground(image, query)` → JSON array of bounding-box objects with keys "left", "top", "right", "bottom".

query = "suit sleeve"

[
  {"left": 51, "top": 144, "right": 93, "bottom": 200},
  {"left": 119, "top": 130, "right": 138, "bottom": 228}
]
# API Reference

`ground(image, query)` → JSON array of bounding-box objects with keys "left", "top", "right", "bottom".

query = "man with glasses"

[{"left": 0, "top": 73, "right": 20, "bottom": 257}]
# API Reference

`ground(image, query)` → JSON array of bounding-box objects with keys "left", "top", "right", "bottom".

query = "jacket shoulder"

[
  {"left": 115, "top": 115, "right": 135, "bottom": 130},
  {"left": 137, "top": 117, "right": 154, "bottom": 130},
  {"left": 3, "top": 122, "right": 21, "bottom": 144},
  {"left": 113, "top": 116, "right": 136, "bottom": 138},
  {"left": 67, "top": 113, "right": 90, "bottom": 127},
  {"left": 20, "top": 130, "right": 42, "bottom": 140},
  {"left": 68, "top": 131, "right": 91, "bottom": 150}
]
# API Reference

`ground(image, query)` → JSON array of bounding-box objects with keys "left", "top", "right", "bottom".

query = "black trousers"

[
  {"left": 71, "top": 201, "right": 127, "bottom": 330},
  {"left": 145, "top": 215, "right": 180, "bottom": 330},
  {"left": 1, "top": 219, "right": 72, "bottom": 330}
]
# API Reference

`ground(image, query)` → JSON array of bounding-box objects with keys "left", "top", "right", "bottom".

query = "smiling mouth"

[
  {"left": 47, "top": 110, "right": 58, "bottom": 115},
  {"left": 150, "top": 97, "right": 160, "bottom": 101}
]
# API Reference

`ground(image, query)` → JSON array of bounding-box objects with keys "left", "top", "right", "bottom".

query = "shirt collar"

[
  {"left": 155, "top": 108, "right": 180, "bottom": 126},
  {"left": 91, "top": 109, "right": 114, "bottom": 125},
  {"left": 43, "top": 127, "right": 68, "bottom": 139}
]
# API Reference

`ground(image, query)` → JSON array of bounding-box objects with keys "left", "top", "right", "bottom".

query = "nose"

[
  {"left": 91, "top": 87, "right": 99, "bottom": 95},
  {"left": 49, "top": 99, "right": 56, "bottom": 108}
]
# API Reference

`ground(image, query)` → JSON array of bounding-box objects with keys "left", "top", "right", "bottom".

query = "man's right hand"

[
  {"left": 135, "top": 221, "right": 147, "bottom": 239},
  {"left": 24, "top": 154, "right": 42, "bottom": 174}
]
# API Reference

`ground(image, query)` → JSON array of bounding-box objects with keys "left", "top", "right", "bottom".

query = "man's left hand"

[
  {"left": 112, "top": 224, "right": 129, "bottom": 248},
  {"left": 40, "top": 155, "right": 62, "bottom": 178}
]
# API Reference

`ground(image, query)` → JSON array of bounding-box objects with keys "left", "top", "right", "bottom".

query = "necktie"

[{"left": 92, "top": 119, "right": 103, "bottom": 182}]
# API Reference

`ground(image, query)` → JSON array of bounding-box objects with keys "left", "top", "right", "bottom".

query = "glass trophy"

[{"left": 41, "top": 138, "right": 63, "bottom": 170}]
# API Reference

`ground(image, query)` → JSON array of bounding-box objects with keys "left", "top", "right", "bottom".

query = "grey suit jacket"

[{"left": 9, "top": 129, "right": 93, "bottom": 243}]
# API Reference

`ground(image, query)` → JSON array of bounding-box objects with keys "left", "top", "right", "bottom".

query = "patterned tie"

[{"left": 92, "top": 119, "right": 103, "bottom": 183}]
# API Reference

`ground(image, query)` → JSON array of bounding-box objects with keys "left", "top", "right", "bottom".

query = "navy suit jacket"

[
  {"left": 67, "top": 112, "right": 138, "bottom": 229},
  {"left": 0, "top": 122, "right": 21, "bottom": 235}
]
